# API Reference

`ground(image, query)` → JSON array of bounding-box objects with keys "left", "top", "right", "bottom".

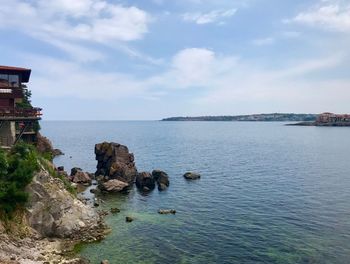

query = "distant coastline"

[{"left": 161, "top": 113, "right": 317, "bottom": 122}]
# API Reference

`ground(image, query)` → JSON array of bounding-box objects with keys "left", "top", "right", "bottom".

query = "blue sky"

[{"left": 0, "top": 0, "right": 349, "bottom": 120}]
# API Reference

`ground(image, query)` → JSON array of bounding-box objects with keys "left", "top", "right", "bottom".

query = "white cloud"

[
  {"left": 286, "top": 4, "right": 350, "bottom": 32},
  {"left": 182, "top": 8, "right": 237, "bottom": 24},
  {"left": 0, "top": 0, "right": 152, "bottom": 61}
]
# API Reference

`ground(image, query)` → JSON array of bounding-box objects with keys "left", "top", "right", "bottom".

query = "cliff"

[{"left": 0, "top": 155, "right": 107, "bottom": 263}]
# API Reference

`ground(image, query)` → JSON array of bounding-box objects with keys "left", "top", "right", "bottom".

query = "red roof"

[
  {"left": 0, "top": 65, "right": 31, "bottom": 71},
  {"left": 0, "top": 65, "right": 31, "bottom": 82}
]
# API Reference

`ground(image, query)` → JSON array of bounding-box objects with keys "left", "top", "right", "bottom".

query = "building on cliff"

[
  {"left": 0, "top": 66, "right": 42, "bottom": 147},
  {"left": 316, "top": 112, "right": 350, "bottom": 125}
]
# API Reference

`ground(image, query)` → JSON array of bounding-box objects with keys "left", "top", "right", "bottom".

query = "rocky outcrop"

[
  {"left": 25, "top": 170, "right": 102, "bottom": 239},
  {"left": 36, "top": 133, "right": 64, "bottom": 157},
  {"left": 95, "top": 142, "right": 137, "bottom": 185},
  {"left": 99, "top": 179, "right": 129, "bottom": 192},
  {"left": 152, "top": 170, "right": 170, "bottom": 191},
  {"left": 183, "top": 172, "right": 201, "bottom": 180},
  {"left": 136, "top": 172, "right": 155, "bottom": 191}
]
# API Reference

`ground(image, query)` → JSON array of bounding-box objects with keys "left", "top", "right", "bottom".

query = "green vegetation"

[{"left": 0, "top": 143, "right": 40, "bottom": 217}]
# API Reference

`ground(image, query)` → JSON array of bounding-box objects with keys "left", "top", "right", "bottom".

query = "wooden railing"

[{"left": 0, "top": 107, "right": 42, "bottom": 118}]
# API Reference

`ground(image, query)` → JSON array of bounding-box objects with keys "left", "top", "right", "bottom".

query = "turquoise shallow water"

[{"left": 42, "top": 121, "right": 350, "bottom": 264}]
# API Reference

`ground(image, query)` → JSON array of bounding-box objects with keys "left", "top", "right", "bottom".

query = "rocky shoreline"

[{"left": 0, "top": 140, "right": 200, "bottom": 263}]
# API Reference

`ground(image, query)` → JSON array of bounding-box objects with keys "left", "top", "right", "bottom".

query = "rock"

[
  {"left": 152, "top": 170, "right": 169, "bottom": 191},
  {"left": 158, "top": 209, "right": 176, "bottom": 215},
  {"left": 101, "top": 260, "right": 109, "bottom": 264},
  {"left": 53, "top": 149, "right": 64, "bottom": 156},
  {"left": 93, "top": 198, "right": 100, "bottom": 207},
  {"left": 36, "top": 133, "right": 63, "bottom": 157},
  {"left": 99, "top": 179, "right": 129, "bottom": 192},
  {"left": 110, "top": 208, "right": 120, "bottom": 214},
  {"left": 71, "top": 167, "right": 83, "bottom": 176},
  {"left": 158, "top": 183, "right": 168, "bottom": 191},
  {"left": 95, "top": 142, "right": 138, "bottom": 184},
  {"left": 72, "top": 171, "right": 92, "bottom": 185},
  {"left": 183, "top": 172, "right": 201, "bottom": 180},
  {"left": 25, "top": 170, "right": 102, "bottom": 238},
  {"left": 136, "top": 172, "right": 155, "bottom": 190},
  {"left": 125, "top": 216, "right": 134, "bottom": 223},
  {"left": 57, "top": 166, "right": 65, "bottom": 172}
]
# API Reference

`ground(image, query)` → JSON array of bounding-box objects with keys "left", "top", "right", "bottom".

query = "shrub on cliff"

[{"left": 0, "top": 143, "right": 40, "bottom": 216}]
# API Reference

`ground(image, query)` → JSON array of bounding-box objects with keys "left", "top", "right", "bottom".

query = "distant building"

[
  {"left": 0, "top": 66, "right": 42, "bottom": 147},
  {"left": 316, "top": 112, "right": 350, "bottom": 124}
]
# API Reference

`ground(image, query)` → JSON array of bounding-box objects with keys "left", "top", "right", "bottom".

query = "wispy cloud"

[
  {"left": 285, "top": 3, "right": 350, "bottom": 32},
  {"left": 182, "top": 8, "right": 237, "bottom": 24}
]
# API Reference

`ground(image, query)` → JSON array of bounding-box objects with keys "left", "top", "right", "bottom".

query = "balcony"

[
  {"left": 0, "top": 107, "right": 42, "bottom": 120},
  {"left": 0, "top": 88, "right": 24, "bottom": 99}
]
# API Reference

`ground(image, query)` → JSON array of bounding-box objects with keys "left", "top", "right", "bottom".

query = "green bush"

[{"left": 0, "top": 143, "right": 40, "bottom": 216}]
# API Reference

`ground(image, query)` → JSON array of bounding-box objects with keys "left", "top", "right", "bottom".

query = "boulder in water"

[
  {"left": 72, "top": 171, "right": 92, "bottom": 185},
  {"left": 183, "top": 172, "right": 201, "bottom": 180},
  {"left": 100, "top": 179, "right": 129, "bottom": 192},
  {"left": 152, "top": 170, "right": 169, "bottom": 191},
  {"left": 136, "top": 172, "right": 155, "bottom": 190}
]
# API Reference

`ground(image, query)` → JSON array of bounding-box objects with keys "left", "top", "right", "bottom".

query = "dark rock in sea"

[
  {"left": 126, "top": 216, "right": 134, "bottom": 222},
  {"left": 95, "top": 142, "right": 138, "bottom": 185},
  {"left": 158, "top": 209, "right": 176, "bottom": 215},
  {"left": 71, "top": 167, "right": 83, "bottom": 176},
  {"left": 183, "top": 172, "right": 201, "bottom": 180},
  {"left": 99, "top": 179, "right": 129, "bottom": 192},
  {"left": 152, "top": 170, "right": 170, "bottom": 191},
  {"left": 52, "top": 148, "right": 64, "bottom": 156},
  {"left": 158, "top": 183, "right": 168, "bottom": 191},
  {"left": 110, "top": 208, "right": 120, "bottom": 214},
  {"left": 136, "top": 172, "right": 155, "bottom": 190},
  {"left": 36, "top": 133, "right": 64, "bottom": 157},
  {"left": 72, "top": 171, "right": 92, "bottom": 185},
  {"left": 94, "top": 198, "right": 100, "bottom": 207}
]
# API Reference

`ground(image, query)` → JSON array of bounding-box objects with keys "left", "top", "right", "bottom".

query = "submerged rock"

[
  {"left": 183, "top": 172, "right": 201, "bottom": 180},
  {"left": 99, "top": 179, "right": 129, "bottom": 192},
  {"left": 158, "top": 209, "right": 176, "bottom": 215},
  {"left": 110, "top": 208, "right": 120, "bottom": 214},
  {"left": 95, "top": 142, "right": 138, "bottom": 184},
  {"left": 101, "top": 260, "right": 110, "bottom": 264},
  {"left": 136, "top": 172, "right": 155, "bottom": 191},
  {"left": 152, "top": 170, "right": 170, "bottom": 191},
  {"left": 125, "top": 216, "right": 134, "bottom": 222}
]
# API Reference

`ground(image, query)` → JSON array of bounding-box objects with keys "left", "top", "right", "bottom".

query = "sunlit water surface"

[{"left": 41, "top": 121, "right": 350, "bottom": 264}]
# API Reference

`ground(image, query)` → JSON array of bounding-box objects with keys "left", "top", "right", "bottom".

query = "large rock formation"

[
  {"left": 26, "top": 170, "right": 102, "bottom": 238},
  {"left": 95, "top": 142, "right": 137, "bottom": 185}
]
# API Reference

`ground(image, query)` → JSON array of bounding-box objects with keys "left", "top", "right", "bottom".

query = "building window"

[{"left": 9, "top": 75, "right": 19, "bottom": 87}]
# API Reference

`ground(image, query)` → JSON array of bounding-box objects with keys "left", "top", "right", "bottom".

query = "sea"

[{"left": 41, "top": 121, "right": 350, "bottom": 264}]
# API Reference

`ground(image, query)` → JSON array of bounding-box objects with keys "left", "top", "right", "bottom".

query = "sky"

[{"left": 0, "top": 0, "right": 349, "bottom": 120}]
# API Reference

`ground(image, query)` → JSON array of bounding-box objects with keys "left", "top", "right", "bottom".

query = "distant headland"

[
  {"left": 162, "top": 113, "right": 317, "bottom": 122},
  {"left": 289, "top": 113, "right": 350, "bottom": 126}
]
